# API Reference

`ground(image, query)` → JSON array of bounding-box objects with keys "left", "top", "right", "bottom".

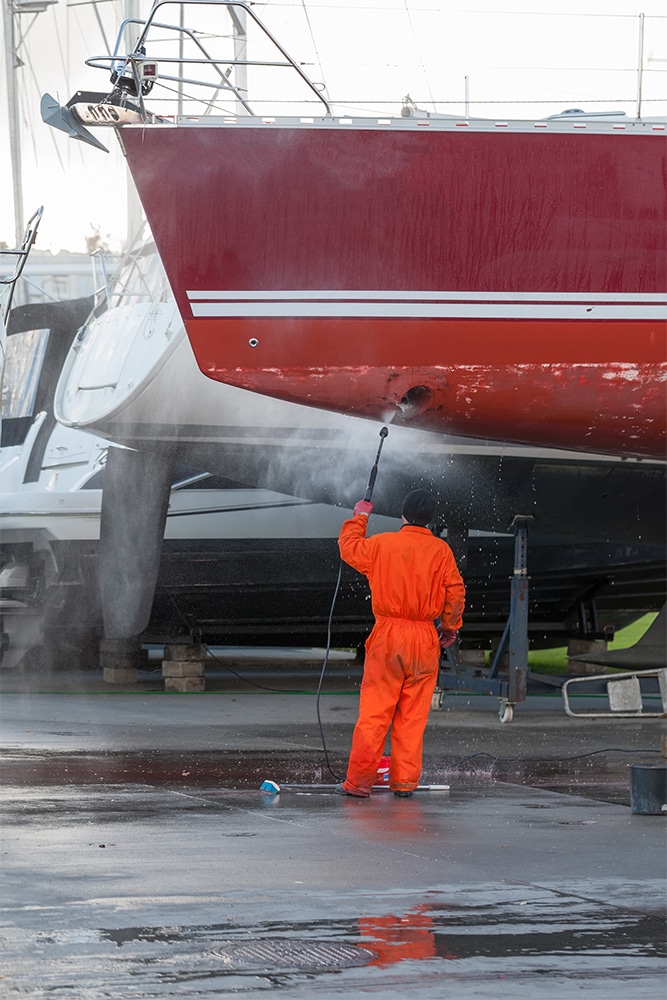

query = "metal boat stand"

[{"left": 433, "top": 515, "right": 534, "bottom": 723}]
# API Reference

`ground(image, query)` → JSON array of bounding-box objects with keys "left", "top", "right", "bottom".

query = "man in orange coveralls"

[{"left": 337, "top": 488, "right": 465, "bottom": 798}]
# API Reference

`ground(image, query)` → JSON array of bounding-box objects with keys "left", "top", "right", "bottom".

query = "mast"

[
  {"left": 4, "top": 0, "right": 57, "bottom": 249},
  {"left": 636, "top": 12, "right": 645, "bottom": 120},
  {"left": 3, "top": 0, "right": 25, "bottom": 249},
  {"left": 124, "top": 0, "right": 144, "bottom": 248}
]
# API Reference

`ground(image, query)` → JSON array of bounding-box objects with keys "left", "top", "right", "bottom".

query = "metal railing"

[
  {"left": 563, "top": 668, "right": 667, "bottom": 719},
  {"left": 0, "top": 206, "right": 43, "bottom": 319},
  {"left": 84, "top": 0, "right": 332, "bottom": 120}
]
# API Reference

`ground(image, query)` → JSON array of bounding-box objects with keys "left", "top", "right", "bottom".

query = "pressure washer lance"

[
  {"left": 364, "top": 426, "right": 389, "bottom": 502},
  {"left": 315, "top": 425, "right": 390, "bottom": 781}
]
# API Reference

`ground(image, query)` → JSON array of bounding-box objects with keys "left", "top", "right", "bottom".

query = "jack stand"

[
  {"left": 489, "top": 515, "right": 533, "bottom": 722},
  {"left": 435, "top": 514, "right": 534, "bottom": 723}
]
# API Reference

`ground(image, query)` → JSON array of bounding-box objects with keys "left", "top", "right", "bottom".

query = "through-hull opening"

[{"left": 397, "top": 385, "right": 434, "bottom": 420}]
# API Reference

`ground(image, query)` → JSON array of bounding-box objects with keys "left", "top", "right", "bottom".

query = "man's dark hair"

[{"left": 402, "top": 489, "right": 437, "bottom": 526}]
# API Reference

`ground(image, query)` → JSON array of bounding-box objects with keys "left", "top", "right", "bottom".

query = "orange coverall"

[{"left": 338, "top": 514, "right": 465, "bottom": 795}]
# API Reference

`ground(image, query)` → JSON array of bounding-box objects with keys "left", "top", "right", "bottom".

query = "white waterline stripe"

[
  {"left": 189, "top": 302, "right": 667, "bottom": 320},
  {"left": 187, "top": 290, "right": 666, "bottom": 304}
]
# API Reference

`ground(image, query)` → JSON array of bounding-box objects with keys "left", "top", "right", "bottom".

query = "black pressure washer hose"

[{"left": 316, "top": 426, "right": 389, "bottom": 780}]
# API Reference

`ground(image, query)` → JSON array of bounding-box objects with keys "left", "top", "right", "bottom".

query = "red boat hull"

[{"left": 119, "top": 121, "right": 667, "bottom": 457}]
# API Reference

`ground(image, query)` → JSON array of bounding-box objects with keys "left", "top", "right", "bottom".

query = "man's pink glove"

[
  {"left": 436, "top": 625, "right": 458, "bottom": 650},
  {"left": 353, "top": 499, "right": 374, "bottom": 517}
]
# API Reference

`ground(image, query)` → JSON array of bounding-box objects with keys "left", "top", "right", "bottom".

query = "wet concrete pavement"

[{"left": 1, "top": 662, "right": 665, "bottom": 998}]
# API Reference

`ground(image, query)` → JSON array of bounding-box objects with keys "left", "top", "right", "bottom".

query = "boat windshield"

[{"left": 2, "top": 328, "right": 50, "bottom": 421}]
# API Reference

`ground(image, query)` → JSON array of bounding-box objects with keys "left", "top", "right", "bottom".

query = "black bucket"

[{"left": 629, "top": 764, "right": 667, "bottom": 815}]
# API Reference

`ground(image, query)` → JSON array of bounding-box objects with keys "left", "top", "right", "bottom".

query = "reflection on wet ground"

[
  {"left": 3, "top": 891, "right": 665, "bottom": 996},
  {"left": 0, "top": 746, "right": 656, "bottom": 807},
  {"left": 2, "top": 775, "right": 666, "bottom": 997},
  {"left": 97, "top": 899, "right": 664, "bottom": 963},
  {"left": 1, "top": 690, "right": 665, "bottom": 997}
]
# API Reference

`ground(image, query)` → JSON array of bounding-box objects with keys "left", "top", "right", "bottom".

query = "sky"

[{"left": 0, "top": 0, "right": 665, "bottom": 253}]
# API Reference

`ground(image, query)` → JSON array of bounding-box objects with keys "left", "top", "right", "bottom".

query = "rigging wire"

[
  {"left": 252, "top": 4, "right": 666, "bottom": 21},
  {"left": 400, "top": 0, "right": 436, "bottom": 113},
  {"left": 298, "top": 0, "right": 331, "bottom": 105}
]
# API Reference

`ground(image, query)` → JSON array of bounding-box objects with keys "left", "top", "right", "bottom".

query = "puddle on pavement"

[
  {"left": 5, "top": 901, "right": 663, "bottom": 996},
  {"left": 1, "top": 747, "right": 653, "bottom": 806},
  {"left": 96, "top": 901, "right": 666, "bottom": 962}
]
